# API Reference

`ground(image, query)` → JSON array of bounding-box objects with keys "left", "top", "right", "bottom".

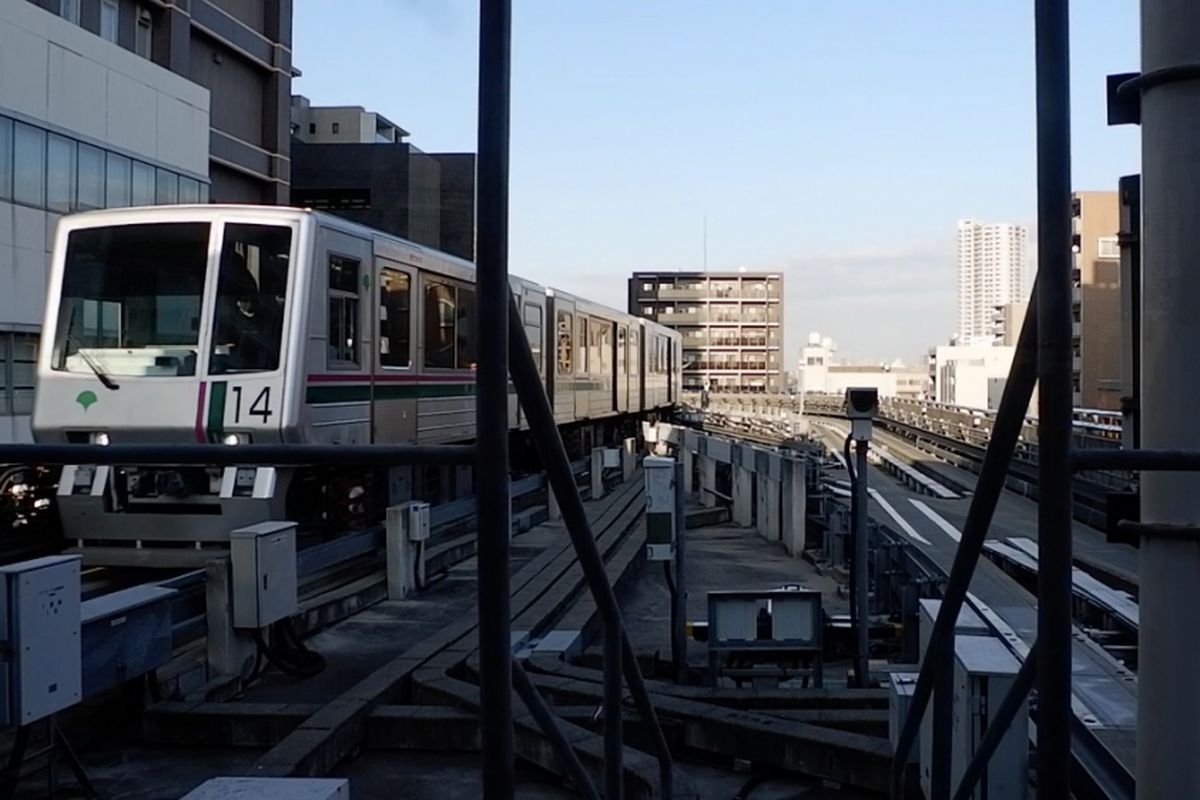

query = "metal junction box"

[
  {"left": 644, "top": 456, "right": 678, "bottom": 561},
  {"left": 707, "top": 589, "right": 824, "bottom": 688},
  {"left": 181, "top": 777, "right": 349, "bottom": 800},
  {"left": 230, "top": 522, "right": 298, "bottom": 630},
  {"left": 950, "top": 635, "right": 1028, "bottom": 800},
  {"left": 888, "top": 672, "right": 919, "bottom": 765},
  {"left": 0, "top": 556, "right": 82, "bottom": 727},
  {"left": 392, "top": 501, "right": 430, "bottom": 542},
  {"left": 918, "top": 598, "right": 992, "bottom": 797},
  {"left": 81, "top": 584, "right": 174, "bottom": 698}
]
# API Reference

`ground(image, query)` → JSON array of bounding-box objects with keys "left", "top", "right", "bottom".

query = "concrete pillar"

[
  {"left": 780, "top": 456, "right": 808, "bottom": 556},
  {"left": 386, "top": 503, "right": 428, "bottom": 600},
  {"left": 755, "top": 470, "right": 769, "bottom": 539},
  {"left": 205, "top": 558, "right": 255, "bottom": 679},
  {"left": 681, "top": 448, "right": 696, "bottom": 496},
  {"left": 732, "top": 466, "right": 754, "bottom": 528},
  {"left": 591, "top": 447, "right": 605, "bottom": 500},
  {"left": 621, "top": 437, "right": 637, "bottom": 482},
  {"left": 700, "top": 456, "right": 717, "bottom": 508},
  {"left": 762, "top": 478, "right": 781, "bottom": 543}
]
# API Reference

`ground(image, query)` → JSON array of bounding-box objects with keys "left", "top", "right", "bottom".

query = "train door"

[
  {"left": 551, "top": 297, "right": 576, "bottom": 424},
  {"left": 616, "top": 324, "right": 628, "bottom": 414},
  {"left": 638, "top": 326, "right": 648, "bottom": 412},
  {"left": 519, "top": 289, "right": 546, "bottom": 428},
  {"left": 575, "top": 312, "right": 590, "bottom": 420},
  {"left": 305, "top": 227, "right": 372, "bottom": 445},
  {"left": 372, "top": 257, "right": 417, "bottom": 444}
]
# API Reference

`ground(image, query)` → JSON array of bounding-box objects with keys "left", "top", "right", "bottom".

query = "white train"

[{"left": 32, "top": 205, "right": 681, "bottom": 553}]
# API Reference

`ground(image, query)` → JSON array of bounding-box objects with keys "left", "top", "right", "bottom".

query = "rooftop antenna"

[{"left": 703, "top": 213, "right": 708, "bottom": 271}]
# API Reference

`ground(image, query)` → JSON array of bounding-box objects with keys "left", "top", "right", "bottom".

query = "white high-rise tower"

[{"left": 957, "top": 220, "right": 1030, "bottom": 344}]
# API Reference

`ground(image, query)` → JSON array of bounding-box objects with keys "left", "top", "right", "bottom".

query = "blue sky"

[{"left": 294, "top": 1, "right": 1140, "bottom": 363}]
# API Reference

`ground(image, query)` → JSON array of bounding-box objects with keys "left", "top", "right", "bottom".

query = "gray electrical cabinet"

[
  {"left": 0, "top": 556, "right": 82, "bottom": 727},
  {"left": 918, "top": 598, "right": 992, "bottom": 798},
  {"left": 230, "top": 522, "right": 298, "bottom": 630},
  {"left": 950, "top": 635, "right": 1028, "bottom": 800}
]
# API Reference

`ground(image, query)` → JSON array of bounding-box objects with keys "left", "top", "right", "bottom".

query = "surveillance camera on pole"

[
  {"left": 843, "top": 386, "right": 875, "bottom": 688},
  {"left": 845, "top": 387, "right": 878, "bottom": 442}
]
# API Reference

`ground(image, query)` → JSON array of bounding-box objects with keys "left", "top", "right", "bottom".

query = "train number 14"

[{"left": 232, "top": 386, "right": 273, "bottom": 423}]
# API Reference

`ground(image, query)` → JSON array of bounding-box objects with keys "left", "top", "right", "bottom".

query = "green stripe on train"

[
  {"left": 207, "top": 381, "right": 227, "bottom": 439},
  {"left": 306, "top": 383, "right": 477, "bottom": 404}
]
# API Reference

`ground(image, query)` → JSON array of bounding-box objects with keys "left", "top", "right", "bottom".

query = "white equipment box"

[
  {"left": 950, "top": 635, "right": 1028, "bottom": 800},
  {"left": 230, "top": 522, "right": 298, "bottom": 629},
  {"left": 643, "top": 456, "right": 677, "bottom": 561},
  {"left": 0, "top": 556, "right": 82, "bottom": 726},
  {"left": 181, "top": 777, "right": 348, "bottom": 799},
  {"left": 918, "top": 598, "right": 992, "bottom": 797}
]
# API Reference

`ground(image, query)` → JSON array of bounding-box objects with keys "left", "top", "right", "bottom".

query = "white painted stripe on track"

[
  {"left": 869, "top": 488, "right": 932, "bottom": 546},
  {"left": 907, "top": 498, "right": 963, "bottom": 543}
]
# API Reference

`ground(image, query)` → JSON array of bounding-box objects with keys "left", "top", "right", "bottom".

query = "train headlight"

[
  {"left": 90, "top": 432, "right": 110, "bottom": 446},
  {"left": 222, "top": 433, "right": 249, "bottom": 446}
]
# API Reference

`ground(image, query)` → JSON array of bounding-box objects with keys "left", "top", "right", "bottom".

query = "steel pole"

[
  {"left": 1137, "top": 1, "right": 1200, "bottom": 795},
  {"left": 673, "top": 459, "right": 688, "bottom": 683},
  {"left": 1033, "top": 0, "right": 1074, "bottom": 796},
  {"left": 475, "top": 0, "right": 514, "bottom": 796},
  {"left": 853, "top": 439, "right": 870, "bottom": 689}
]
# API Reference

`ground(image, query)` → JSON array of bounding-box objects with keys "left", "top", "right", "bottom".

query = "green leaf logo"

[{"left": 76, "top": 390, "right": 98, "bottom": 411}]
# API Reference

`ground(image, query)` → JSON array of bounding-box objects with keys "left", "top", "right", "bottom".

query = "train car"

[{"left": 32, "top": 205, "right": 680, "bottom": 553}]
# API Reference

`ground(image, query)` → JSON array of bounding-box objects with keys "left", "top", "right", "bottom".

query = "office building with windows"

[
  {"left": 24, "top": 0, "right": 293, "bottom": 204},
  {"left": 1071, "top": 191, "right": 1122, "bottom": 410},
  {"left": 290, "top": 96, "right": 477, "bottom": 262},
  {"left": 628, "top": 271, "right": 783, "bottom": 393},
  {"left": 957, "top": 220, "right": 1029, "bottom": 344},
  {"left": 1, "top": 0, "right": 210, "bottom": 441}
]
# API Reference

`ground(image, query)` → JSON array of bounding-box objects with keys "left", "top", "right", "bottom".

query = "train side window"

[
  {"left": 578, "top": 317, "right": 588, "bottom": 374},
  {"left": 556, "top": 311, "right": 573, "bottom": 374},
  {"left": 629, "top": 330, "right": 638, "bottom": 376},
  {"left": 210, "top": 224, "right": 292, "bottom": 374},
  {"left": 424, "top": 280, "right": 456, "bottom": 369},
  {"left": 457, "top": 287, "right": 477, "bottom": 369},
  {"left": 599, "top": 323, "right": 611, "bottom": 373},
  {"left": 379, "top": 268, "right": 411, "bottom": 368},
  {"left": 524, "top": 303, "right": 543, "bottom": 367},
  {"left": 328, "top": 254, "right": 360, "bottom": 366}
]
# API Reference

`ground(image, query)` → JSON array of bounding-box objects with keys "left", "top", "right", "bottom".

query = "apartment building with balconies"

[{"left": 628, "top": 271, "right": 783, "bottom": 393}]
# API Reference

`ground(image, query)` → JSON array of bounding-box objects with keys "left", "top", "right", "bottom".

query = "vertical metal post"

[
  {"left": 930, "top": 665, "right": 953, "bottom": 800},
  {"left": 1117, "top": 175, "right": 1141, "bottom": 450},
  {"left": 603, "top": 623, "right": 623, "bottom": 800},
  {"left": 853, "top": 440, "right": 870, "bottom": 688},
  {"left": 1033, "top": 0, "right": 1073, "bottom": 796},
  {"left": 475, "top": 0, "right": 514, "bottom": 796},
  {"left": 673, "top": 459, "right": 687, "bottom": 683},
  {"left": 1137, "top": 2, "right": 1200, "bottom": 796}
]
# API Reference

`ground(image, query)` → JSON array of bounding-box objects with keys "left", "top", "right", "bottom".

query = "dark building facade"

[
  {"left": 291, "top": 141, "right": 476, "bottom": 262},
  {"left": 25, "top": 0, "right": 292, "bottom": 203}
]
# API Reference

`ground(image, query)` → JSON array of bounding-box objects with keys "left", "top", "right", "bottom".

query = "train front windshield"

[{"left": 53, "top": 221, "right": 291, "bottom": 378}]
